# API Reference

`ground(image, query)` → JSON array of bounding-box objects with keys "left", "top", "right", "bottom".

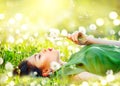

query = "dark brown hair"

[{"left": 13, "top": 60, "right": 42, "bottom": 77}]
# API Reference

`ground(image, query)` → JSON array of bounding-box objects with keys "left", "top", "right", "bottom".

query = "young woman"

[{"left": 13, "top": 31, "right": 120, "bottom": 80}]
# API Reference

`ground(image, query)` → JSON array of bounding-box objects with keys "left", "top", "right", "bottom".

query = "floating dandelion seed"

[
  {"left": 50, "top": 61, "right": 61, "bottom": 71},
  {"left": 0, "top": 57, "right": 3, "bottom": 65},
  {"left": 109, "top": 11, "right": 118, "bottom": 20}
]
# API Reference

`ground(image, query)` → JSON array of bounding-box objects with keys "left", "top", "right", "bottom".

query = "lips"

[{"left": 48, "top": 48, "right": 53, "bottom": 51}]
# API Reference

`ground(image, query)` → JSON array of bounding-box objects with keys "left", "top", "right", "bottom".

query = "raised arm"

[{"left": 67, "top": 31, "right": 120, "bottom": 46}]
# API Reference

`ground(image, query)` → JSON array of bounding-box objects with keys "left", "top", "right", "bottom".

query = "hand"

[{"left": 67, "top": 31, "right": 87, "bottom": 45}]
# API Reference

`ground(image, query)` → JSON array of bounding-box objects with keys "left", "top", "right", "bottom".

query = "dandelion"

[
  {"left": 34, "top": 32, "right": 39, "bottom": 37},
  {"left": 100, "top": 79, "right": 107, "bottom": 86},
  {"left": 81, "top": 81, "right": 89, "bottom": 86},
  {"left": 7, "top": 72, "right": 13, "bottom": 77},
  {"left": 0, "top": 74, "right": 8, "bottom": 83},
  {"left": 89, "top": 24, "right": 97, "bottom": 30},
  {"left": 61, "top": 29, "right": 68, "bottom": 36},
  {"left": 5, "top": 62, "right": 13, "bottom": 71},
  {"left": 96, "top": 18, "right": 104, "bottom": 26},
  {"left": 9, "top": 81, "right": 15, "bottom": 86},
  {"left": 109, "top": 11, "right": 118, "bottom": 20},
  {"left": 50, "top": 61, "right": 61, "bottom": 71},
  {"left": 78, "top": 26, "right": 86, "bottom": 34},
  {"left": 49, "top": 28, "right": 60, "bottom": 37},
  {"left": 113, "top": 19, "right": 120, "bottom": 26},
  {"left": 106, "top": 74, "right": 115, "bottom": 82},
  {"left": 7, "top": 36, "right": 15, "bottom": 43},
  {"left": 0, "top": 57, "right": 4, "bottom": 65}
]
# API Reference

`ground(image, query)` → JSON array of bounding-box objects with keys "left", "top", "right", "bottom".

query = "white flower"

[
  {"left": 5, "top": 62, "right": 13, "bottom": 71},
  {"left": 49, "top": 28, "right": 60, "bottom": 37},
  {"left": 50, "top": 61, "right": 61, "bottom": 71},
  {"left": 0, "top": 57, "right": 4, "bottom": 65},
  {"left": 81, "top": 81, "right": 89, "bottom": 86}
]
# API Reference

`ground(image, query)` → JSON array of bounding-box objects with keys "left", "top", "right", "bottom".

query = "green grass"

[{"left": 0, "top": 29, "right": 120, "bottom": 86}]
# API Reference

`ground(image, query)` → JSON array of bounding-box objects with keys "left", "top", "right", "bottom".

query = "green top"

[{"left": 55, "top": 44, "right": 120, "bottom": 76}]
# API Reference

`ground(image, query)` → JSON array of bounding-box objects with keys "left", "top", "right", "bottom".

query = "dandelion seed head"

[
  {"left": 109, "top": 11, "right": 118, "bottom": 19},
  {"left": 113, "top": 19, "right": 120, "bottom": 26},
  {"left": 5, "top": 62, "right": 13, "bottom": 71},
  {"left": 7, "top": 72, "right": 13, "bottom": 77},
  {"left": 109, "top": 29, "right": 115, "bottom": 35},
  {"left": 89, "top": 24, "right": 97, "bottom": 30},
  {"left": 15, "top": 13, "right": 23, "bottom": 21}
]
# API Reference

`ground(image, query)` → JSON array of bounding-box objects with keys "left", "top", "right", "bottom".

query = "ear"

[{"left": 42, "top": 69, "right": 50, "bottom": 77}]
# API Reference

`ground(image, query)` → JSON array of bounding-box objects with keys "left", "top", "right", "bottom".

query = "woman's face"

[{"left": 27, "top": 48, "right": 60, "bottom": 76}]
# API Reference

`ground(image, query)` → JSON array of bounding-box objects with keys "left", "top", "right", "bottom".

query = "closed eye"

[{"left": 38, "top": 54, "right": 41, "bottom": 59}]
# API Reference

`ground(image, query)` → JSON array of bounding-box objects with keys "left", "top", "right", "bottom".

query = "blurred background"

[{"left": 0, "top": 0, "right": 120, "bottom": 43}]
